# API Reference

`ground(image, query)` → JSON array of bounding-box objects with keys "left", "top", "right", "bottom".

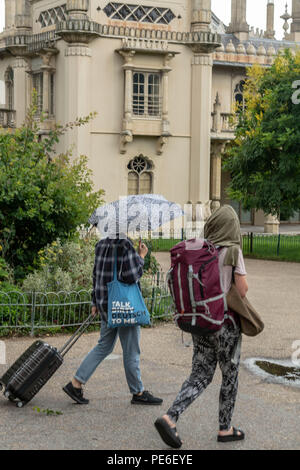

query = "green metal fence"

[
  {"left": 242, "top": 233, "right": 300, "bottom": 261},
  {"left": 150, "top": 231, "right": 300, "bottom": 262},
  {"left": 0, "top": 273, "right": 174, "bottom": 336}
]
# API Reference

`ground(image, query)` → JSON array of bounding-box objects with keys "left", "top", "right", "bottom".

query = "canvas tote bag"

[{"left": 107, "top": 247, "right": 151, "bottom": 329}]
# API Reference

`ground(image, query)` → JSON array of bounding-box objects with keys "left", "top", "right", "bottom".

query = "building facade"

[{"left": 1, "top": 0, "right": 300, "bottom": 232}]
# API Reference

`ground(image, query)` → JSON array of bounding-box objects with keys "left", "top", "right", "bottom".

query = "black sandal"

[
  {"left": 154, "top": 417, "right": 182, "bottom": 449},
  {"left": 217, "top": 427, "right": 245, "bottom": 443}
]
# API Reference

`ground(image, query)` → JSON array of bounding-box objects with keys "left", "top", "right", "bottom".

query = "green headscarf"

[{"left": 204, "top": 205, "right": 242, "bottom": 267}]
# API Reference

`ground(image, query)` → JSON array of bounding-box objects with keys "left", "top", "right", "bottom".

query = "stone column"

[
  {"left": 264, "top": 214, "right": 280, "bottom": 234},
  {"left": 227, "top": 0, "right": 249, "bottom": 41},
  {"left": 189, "top": 53, "right": 213, "bottom": 204},
  {"left": 25, "top": 64, "right": 32, "bottom": 110},
  {"left": 118, "top": 50, "right": 135, "bottom": 154},
  {"left": 120, "top": 51, "right": 135, "bottom": 132},
  {"left": 12, "top": 57, "right": 27, "bottom": 127},
  {"left": 265, "top": 0, "right": 275, "bottom": 39},
  {"left": 160, "top": 53, "right": 173, "bottom": 149},
  {"left": 210, "top": 142, "right": 226, "bottom": 212},
  {"left": 291, "top": 0, "right": 300, "bottom": 41},
  {"left": 191, "top": 0, "right": 212, "bottom": 32},
  {"left": 5, "top": 0, "right": 16, "bottom": 29},
  {"left": 66, "top": 0, "right": 89, "bottom": 19},
  {"left": 15, "top": 0, "right": 31, "bottom": 30},
  {"left": 40, "top": 53, "right": 53, "bottom": 119},
  {"left": 64, "top": 44, "right": 92, "bottom": 156}
]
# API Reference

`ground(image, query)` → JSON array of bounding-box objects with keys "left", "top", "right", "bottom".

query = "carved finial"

[{"left": 281, "top": 2, "right": 292, "bottom": 38}]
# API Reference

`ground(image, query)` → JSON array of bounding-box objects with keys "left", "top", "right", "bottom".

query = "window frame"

[
  {"left": 127, "top": 156, "right": 154, "bottom": 195},
  {"left": 132, "top": 71, "right": 162, "bottom": 120}
]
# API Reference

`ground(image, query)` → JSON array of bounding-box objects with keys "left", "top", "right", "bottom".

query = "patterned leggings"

[{"left": 167, "top": 323, "right": 242, "bottom": 431}]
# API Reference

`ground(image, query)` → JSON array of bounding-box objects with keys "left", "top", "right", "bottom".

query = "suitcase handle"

[{"left": 59, "top": 313, "right": 96, "bottom": 357}]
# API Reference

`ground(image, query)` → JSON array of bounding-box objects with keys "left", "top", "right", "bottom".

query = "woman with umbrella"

[{"left": 63, "top": 194, "right": 182, "bottom": 406}]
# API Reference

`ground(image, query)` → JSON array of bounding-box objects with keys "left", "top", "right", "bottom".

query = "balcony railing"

[
  {"left": 0, "top": 109, "right": 16, "bottom": 128},
  {"left": 211, "top": 112, "right": 236, "bottom": 134}
]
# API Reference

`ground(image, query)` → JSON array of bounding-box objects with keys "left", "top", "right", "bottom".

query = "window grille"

[
  {"left": 38, "top": 5, "right": 67, "bottom": 28},
  {"left": 104, "top": 3, "right": 175, "bottom": 24},
  {"left": 133, "top": 72, "right": 161, "bottom": 118}
]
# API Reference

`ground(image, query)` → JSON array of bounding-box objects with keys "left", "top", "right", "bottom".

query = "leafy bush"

[
  {"left": 22, "top": 238, "right": 96, "bottom": 292},
  {"left": 0, "top": 258, "right": 14, "bottom": 284},
  {"left": 23, "top": 236, "right": 160, "bottom": 293}
]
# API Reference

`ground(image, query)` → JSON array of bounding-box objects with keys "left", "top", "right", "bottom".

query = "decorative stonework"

[
  {"left": 192, "top": 54, "right": 213, "bottom": 66},
  {"left": 121, "top": 37, "right": 169, "bottom": 52},
  {"left": 65, "top": 45, "right": 92, "bottom": 56},
  {"left": 12, "top": 57, "right": 28, "bottom": 68},
  {"left": 66, "top": 0, "right": 89, "bottom": 19},
  {"left": 56, "top": 20, "right": 100, "bottom": 43}
]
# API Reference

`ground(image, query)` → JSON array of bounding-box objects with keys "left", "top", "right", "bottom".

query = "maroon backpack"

[{"left": 167, "top": 239, "right": 228, "bottom": 336}]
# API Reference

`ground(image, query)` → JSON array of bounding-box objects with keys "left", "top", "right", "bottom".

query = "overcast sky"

[{"left": 0, "top": 0, "right": 294, "bottom": 39}]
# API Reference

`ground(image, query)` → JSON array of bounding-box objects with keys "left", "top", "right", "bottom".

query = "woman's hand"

[
  {"left": 138, "top": 240, "right": 148, "bottom": 259},
  {"left": 91, "top": 306, "right": 99, "bottom": 317}
]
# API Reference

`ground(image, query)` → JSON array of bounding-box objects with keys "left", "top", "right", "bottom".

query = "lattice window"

[
  {"left": 133, "top": 72, "right": 161, "bottom": 118},
  {"left": 104, "top": 3, "right": 176, "bottom": 24},
  {"left": 38, "top": 4, "right": 67, "bottom": 28},
  {"left": 127, "top": 156, "right": 153, "bottom": 195}
]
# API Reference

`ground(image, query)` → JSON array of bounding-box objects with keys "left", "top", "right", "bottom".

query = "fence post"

[
  {"left": 156, "top": 271, "right": 160, "bottom": 287},
  {"left": 30, "top": 291, "right": 36, "bottom": 337},
  {"left": 277, "top": 234, "right": 281, "bottom": 256},
  {"left": 150, "top": 287, "right": 156, "bottom": 318},
  {"left": 250, "top": 232, "right": 253, "bottom": 254}
]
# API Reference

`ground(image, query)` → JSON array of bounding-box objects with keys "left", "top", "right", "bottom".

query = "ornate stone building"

[{"left": 0, "top": 0, "right": 300, "bottom": 232}]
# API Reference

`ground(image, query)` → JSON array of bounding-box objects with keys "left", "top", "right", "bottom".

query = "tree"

[
  {"left": 223, "top": 50, "right": 300, "bottom": 220},
  {"left": 0, "top": 97, "right": 104, "bottom": 280}
]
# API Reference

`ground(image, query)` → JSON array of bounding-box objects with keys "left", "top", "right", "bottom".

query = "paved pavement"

[{"left": 0, "top": 257, "right": 299, "bottom": 450}]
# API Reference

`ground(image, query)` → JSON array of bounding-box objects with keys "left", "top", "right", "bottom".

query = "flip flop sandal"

[
  {"left": 217, "top": 427, "right": 245, "bottom": 443},
  {"left": 154, "top": 417, "right": 182, "bottom": 449}
]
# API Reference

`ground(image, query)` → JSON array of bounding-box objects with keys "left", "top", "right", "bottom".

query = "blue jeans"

[{"left": 74, "top": 321, "right": 144, "bottom": 395}]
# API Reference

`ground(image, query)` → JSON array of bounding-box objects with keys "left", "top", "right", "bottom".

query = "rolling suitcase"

[
  {"left": 0, "top": 314, "right": 94, "bottom": 408},
  {"left": 0, "top": 340, "right": 44, "bottom": 393}
]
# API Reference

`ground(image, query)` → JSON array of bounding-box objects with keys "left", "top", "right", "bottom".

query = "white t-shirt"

[{"left": 218, "top": 247, "right": 247, "bottom": 294}]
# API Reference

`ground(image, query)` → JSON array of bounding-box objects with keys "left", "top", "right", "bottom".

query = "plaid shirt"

[{"left": 92, "top": 237, "right": 144, "bottom": 322}]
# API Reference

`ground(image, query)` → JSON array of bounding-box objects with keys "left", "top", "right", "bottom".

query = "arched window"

[
  {"left": 127, "top": 155, "right": 153, "bottom": 195},
  {"left": 234, "top": 80, "right": 246, "bottom": 111},
  {"left": 4, "top": 67, "right": 14, "bottom": 110}
]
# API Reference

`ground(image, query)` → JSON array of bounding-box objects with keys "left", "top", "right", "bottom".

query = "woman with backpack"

[{"left": 154, "top": 205, "right": 248, "bottom": 448}]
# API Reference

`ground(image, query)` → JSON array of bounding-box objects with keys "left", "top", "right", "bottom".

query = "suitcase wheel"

[
  {"left": 4, "top": 390, "right": 11, "bottom": 399},
  {"left": 16, "top": 401, "right": 24, "bottom": 408}
]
